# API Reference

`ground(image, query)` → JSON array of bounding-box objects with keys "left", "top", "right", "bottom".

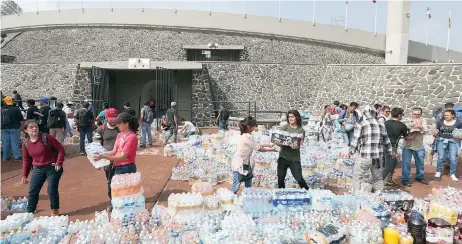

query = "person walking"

[
  {"left": 139, "top": 101, "right": 154, "bottom": 148},
  {"left": 164, "top": 102, "right": 178, "bottom": 145},
  {"left": 383, "top": 108, "right": 411, "bottom": 186},
  {"left": 401, "top": 107, "right": 429, "bottom": 187},
  {"left": 94, "top": 108, "right": 119, "bottom": 211},
  {"left": 350, "top": 105, "right": 392, "bottom": 194},
  {"left": 48, "top": 102, "right": 67, "bottom": 143},
  {"left": 12, "top": 90, "right": 24, "bottom": 110},
  {"left": 75, "top": 102, "right": 95, "bottom": 155},
  {"left": 231, "top": 116, "right": 276, "bottom": 194},
  {"left": 217, "top": 105, "right": 230, "bottom": 131},
  {"left": 62, "top": 101, "right": 74, "bottom": 138},
  {"left": 274, "top": 110, "right": 310, "bottom": 190},
  {"left": 320, "top": 105, "right": 334, "bottom": 142},
  {"left": 1, "top": 96, "right": 24, "bottom": 161},
  {"left": 94, "top": 112, "right": 139, "bottom": 175},
  {"left": 338, "top": 102, "right": 360, "bottom": 145},
  {"left": 38, "top": 97, "right": 51, "bottom": 134},
  {"left": 434, "top": 109, "right": 462, "bottom": 182},
  {"left": 21, "top": 120, "right": 65, "bottom": 216},
  {"left": 123, "top": 101, "right": 136, "bottom": 117}
]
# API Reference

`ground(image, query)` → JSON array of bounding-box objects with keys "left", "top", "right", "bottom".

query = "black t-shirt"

[
  {"left": 26, "top": 106, "right": 40, "bottom": 120},
  {"left": 49, "top": 109, "right": 67, "bottom": 129},
  {"left": 437, "top": 119, "right": 462, "bottom": 139},
  {"left": 39, "top": 106, "right": 51, "bottom": 128},
  {"left": 1, "top": 105, "right": 24, "bottom": 129},
  {"left": 124, "top": 108, "right": 136, "bottom": 117},
  {"left": 385, "top": 119, "right": 408, "bottom": 148}
]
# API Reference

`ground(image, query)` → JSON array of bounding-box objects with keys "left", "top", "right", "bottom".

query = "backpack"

[
  {"left": 77, "top": 109, "right": 90, "bottom": 128},
  {"left": 143, "top": 107, "right": 154, "bottom": 124},
  {"left": 23, "top": 134, "right": 56, "bottom": 153},
  {"left": 47, "top": 109, "right": 57, "bottom": 128},
  {"left": 1, "top": 108, "right": 10, "bottom": 126},
  {"left": 221, "top": 108, "right": 230, "bottom": 120}
]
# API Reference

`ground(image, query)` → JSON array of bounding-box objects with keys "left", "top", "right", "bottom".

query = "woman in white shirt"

[
  {"left": 231, "top": 116, "right": 277, "bottom": 194},
  {"left": 179, "top": 118, "right": 197, "bottom": 137}
]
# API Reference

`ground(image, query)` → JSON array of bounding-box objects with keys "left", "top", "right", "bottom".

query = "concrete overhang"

[
  {"left": 79, "top": 61, "right": 203, "bottom": 70},
  {"left": 183, "top": 45, "right": 245, "bottom": 50}
]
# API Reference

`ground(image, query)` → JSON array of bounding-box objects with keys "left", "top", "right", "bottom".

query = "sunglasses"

[{"left": 384, "top": 110, "right": 391, "bottom": 113}]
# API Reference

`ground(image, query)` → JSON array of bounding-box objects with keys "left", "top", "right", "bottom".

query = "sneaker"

[
  {"left": 80, "top": 152, "right": 87, "bottom": 156},
  {"left": 450, "top": 174, "right": 459, "bottom": 182},
  {"left": 434, "top": 172, "right": 442, "bottom": 178},
  {"left": 51, "top": 209, "right": 59, "bottom": 216},
  {"left": 14, "top": 157, "right": 23, "bottom": 161},
  {"left": 416, "top": 178, "right": 429, "bottom": 185},
  {"left": 107, "top": 204, "right": 113, "bottom": 212},
  {"left": 385, "top": 180, "right": 399, "bottom": 187},
  {"left": 139, "top": 145, "right": 146, "bottom": 148},
  {"left": 402, "top": 182, "right": 412, "bottom": 187}
]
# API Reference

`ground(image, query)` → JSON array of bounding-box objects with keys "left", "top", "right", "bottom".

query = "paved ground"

[{"left": 2, "top": 143, "right": 461, "bottom": 221}]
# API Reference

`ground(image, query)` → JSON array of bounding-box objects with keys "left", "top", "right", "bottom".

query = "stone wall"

[
  {"left": 1, "top": 28, "right": 385, "bottom": 65},
  {"left": 0, "top": 64, "right": 92, "bottom": 101},
  {"left": 316, "top": 64, "right": 462, "bottom": 119},
  {"left": 205, "top": 63, "right": 326, "bottom": 119}
]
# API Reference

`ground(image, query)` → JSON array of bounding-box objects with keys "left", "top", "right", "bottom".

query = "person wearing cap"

[
  {"left": 164, "top": 102, "right": 178, "bottom": 145},
  {"left": 94, "top": 112, "right": 139, "bottom": 176},
  {"left": 62, "top": 101, "right": 74, "bottom": 138},
  {"left": 1, "top": 96, "right": 24, "bottom": 161},
  {"left": 94, "top": 108, "right": 120, "bottom": 211},
  {"left": 38, "top": 97, "right": 51, "bottom": 134}
]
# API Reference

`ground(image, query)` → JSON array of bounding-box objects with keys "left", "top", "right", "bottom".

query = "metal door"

[
  {"left": 91, "top": 66, "right": 110, "bottom": 116},
  {"left": 155, "top": 67, "right": 177, "bottom": 129}
]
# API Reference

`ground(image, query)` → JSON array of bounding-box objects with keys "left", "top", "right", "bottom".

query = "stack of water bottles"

[
  {"left": 85, "top": 142, "right": 111, "bottom": 168},
  {"left": 110, "top": 172, "right": 146, "bottom": 220},
  {"left": 241, "top": 188, "right": 272, "bottom": 213},
  {"left": 0, "top": 212, "right": 34, "bottom": 233},
  {"left": 272, "top": 189, "right": 311, "bottom": 212}
]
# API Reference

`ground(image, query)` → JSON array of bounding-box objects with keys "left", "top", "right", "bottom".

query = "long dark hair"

[
  {"left": 128, "top": 117, "right": 139, "bottom": 133},
  {"left": 239, "top": 116, "right": 257, "bottom": 135},
  {"left": 287, "top": 110, "right": 302, "bottom": 127}
]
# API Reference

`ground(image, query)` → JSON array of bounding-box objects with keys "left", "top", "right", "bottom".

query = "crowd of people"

[{"left": 2, "top": 89, "right": 461, "bottom": 216}]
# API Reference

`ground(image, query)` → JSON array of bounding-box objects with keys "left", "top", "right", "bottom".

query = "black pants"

[
  {"left": 105, "top": 162, "right": 116, "bottom": 200},
  {"left": 277, "top": 157, "right": 309, "bottom": 190},
  {"left": 27, "top": 165, "right": 63, "bottom": 213},
  {"left": 382, "top": 149, "right": 398, "bottom": 181}
]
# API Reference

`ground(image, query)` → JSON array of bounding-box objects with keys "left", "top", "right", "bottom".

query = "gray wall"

[
  {"left": 1, "top": 28, "right": 385, "bottom": 65},
  {"left": 176, "top": 70, "right": 193, "bottom": 121},
  {"left": 0, "top": 63, "right": 89, "bottom": 101},
  {"left": 316, "top": 64, "right": 462, "bottom": 119}
]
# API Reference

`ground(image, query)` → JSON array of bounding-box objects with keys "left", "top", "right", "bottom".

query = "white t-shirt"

[
  {"left": 231, "top": 133, "right": 261, "bottom": 174},
  {"left": 184, "top": 121, "right": 196, "bottom": 133}
]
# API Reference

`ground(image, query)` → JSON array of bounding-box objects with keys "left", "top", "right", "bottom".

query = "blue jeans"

[
  {"left": 27, "top": 165, "right": 63, "bottom": 213},
  {"left": 79, "top": 127, "right": 93, "bottom": 153},
  {"left": 342, "top": 130, "right": 354, "bottom": 145},
  {"left": 219, "top": 120, "right": 228, "bottom": 131},
  {"left": 232, "top": 167, "right": 252, "bottom": 194},
  {"left": 1, "top": 128, "right": 22, "bottom": 160},
  {"left": 141, "top": 122, "right": 153, "bottom": 146},
  {"left": 65, "top": 119, "right": 73, "bottom": 138},
  {"left": 436, "top": 140, "right": 460, "bottom": 175},
  {"left": 401, "top": 148, "right": 425, "bottom": 183},
  {"left": 115, "top": 163, "right": 137, "bottom": 175}
]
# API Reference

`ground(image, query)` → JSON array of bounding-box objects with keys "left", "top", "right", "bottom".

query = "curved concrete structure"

[{"left": 2, "top": 9, "right": 461, "bottom": 63}]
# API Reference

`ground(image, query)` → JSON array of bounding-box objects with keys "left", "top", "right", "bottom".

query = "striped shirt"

[{"left": 350, "top": 116, "right": 392, "bottom": 159}]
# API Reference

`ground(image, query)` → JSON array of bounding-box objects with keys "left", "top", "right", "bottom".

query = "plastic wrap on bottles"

[{"left": 85, "top": 142, "right": 111, "bottom": 168}]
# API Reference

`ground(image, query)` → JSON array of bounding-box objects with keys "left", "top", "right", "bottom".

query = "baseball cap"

[
  {"left": 40, "top": 97, "right": 49, "bottom": 104},
  {"left": 113, "top": 112, "right": 134, "bottom": 124},
  {"left": 171, "top": 102, "right": 177, "bottom": 107},
  {"left": 3, "top": 96, "right": 13, "bottom": 105},
  {"left": 106, "top": 108, "right": 118, "bottom": 120}
]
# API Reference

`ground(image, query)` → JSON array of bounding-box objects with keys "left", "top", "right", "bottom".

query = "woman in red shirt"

[
  {"left": 21, "top": 120, "right": 65, "bottom": 216},
  {"left": 94, "top": 112, "right": 139, "bottom": 174}
]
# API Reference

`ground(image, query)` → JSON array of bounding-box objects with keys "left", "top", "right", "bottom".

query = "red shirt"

[
  {"left": 113, "top": 131, "right": 138, "bottom": 166},
  {"left": 22, "top": 134, "right": 65, "bottom": 178}
]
